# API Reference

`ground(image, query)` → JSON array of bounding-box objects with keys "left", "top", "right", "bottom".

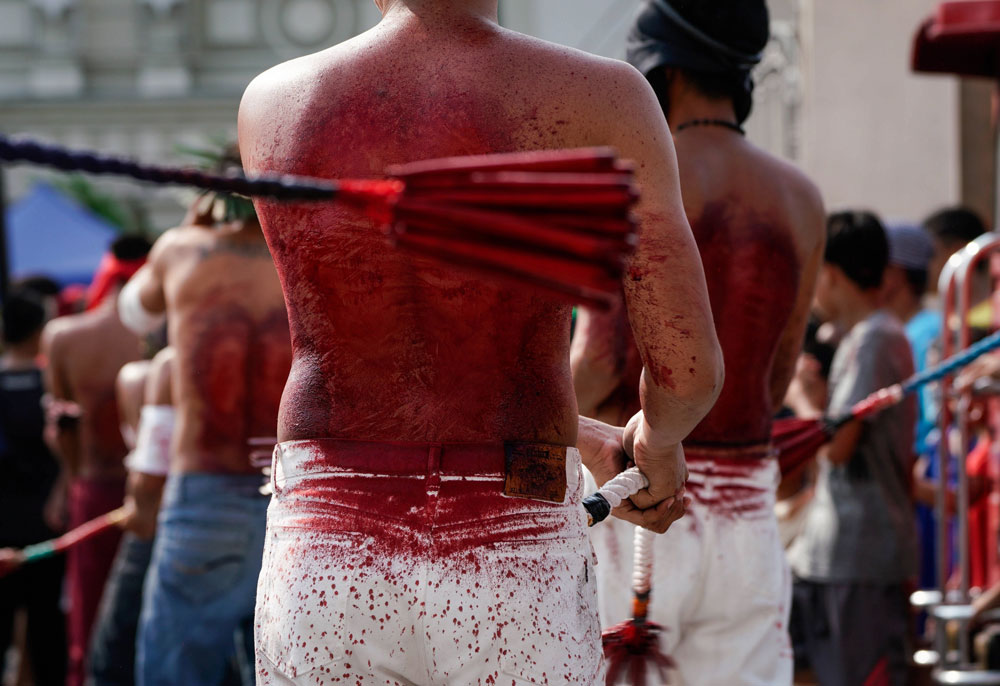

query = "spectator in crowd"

[
  {"left": 924, "top": 206, "right": 987, "bottom": 297},
  {"left": 0, "top": 289, "right": 67, "bottom": 686},
  {"left": 14, "top": 275, "right": 62, "bottom": 319},
  {"left": 788, "top": 211, "right": 918, "bottom": 686},
  {"left": 954, "top": 361, "right": 1000, "bottom": 630}
]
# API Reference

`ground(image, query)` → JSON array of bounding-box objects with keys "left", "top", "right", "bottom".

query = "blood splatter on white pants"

[
  {"left": 255, "top": 440, "right": 604, "bottom": 686},
  {"left": 586, "top": 456, "right": 792, "bottom": 686}
]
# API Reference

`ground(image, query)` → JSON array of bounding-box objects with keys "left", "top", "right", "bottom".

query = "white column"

[
  {"left": 29, "top": 0, "right": 84, "bottom": 97},
  {"left": 798, "top": 0, "right": 959, "bottom": 219},
  {"left": 137, "top": 0, "right": 191, "bottom": 97}
]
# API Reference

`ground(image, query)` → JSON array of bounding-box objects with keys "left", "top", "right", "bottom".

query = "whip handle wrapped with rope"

[
  {"left": 584, "top": 467, "right": 649, "bottom": 526},
  {"left": 0, "top": 135, "right": 340, "bottom": 201}
]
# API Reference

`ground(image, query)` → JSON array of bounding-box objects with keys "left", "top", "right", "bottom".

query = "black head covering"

[{"left": 626, "top": 0, "right": 770, "bottom": 123}]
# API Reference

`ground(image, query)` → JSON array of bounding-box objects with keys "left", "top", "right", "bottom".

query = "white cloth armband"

[
  {"left": 118, "top": 278, "right": 165, "bottom": 336},
  {"left": 125, "top": 405, "right": 175, "bottom": 476}
]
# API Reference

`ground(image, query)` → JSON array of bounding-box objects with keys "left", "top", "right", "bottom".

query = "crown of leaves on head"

[{"left": 174, "top": 139, "right": 257, "bottom": 223}]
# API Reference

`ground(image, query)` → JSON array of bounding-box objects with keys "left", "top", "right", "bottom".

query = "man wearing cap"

[
  {"left": 573, "top": 1, "right": 825, "bottom": 684},
  {"left": 882, "top": 223, "right": 936, "bottom": 450}
]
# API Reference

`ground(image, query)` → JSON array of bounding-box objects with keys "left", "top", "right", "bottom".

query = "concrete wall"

[
  {"left": 799, "top": 0, "right": 961, "bottom": 223},
  {"left": 500, "top": 0, "right": 639, "bottom": 59}
]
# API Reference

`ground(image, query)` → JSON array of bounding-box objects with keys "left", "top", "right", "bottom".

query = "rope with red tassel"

[{"left": 603, "top": 527, "right": 675, "bottom": 685}]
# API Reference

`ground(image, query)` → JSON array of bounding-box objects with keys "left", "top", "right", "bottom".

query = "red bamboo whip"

[
  {"left": 0, "top": 507, "right": 129, "bottom": 578},
  {"left": 382, "top": 148, "right": 638, "bottom": 309},
  {"left": 0, "top": 137, "right": 639, "bottom": 311}
]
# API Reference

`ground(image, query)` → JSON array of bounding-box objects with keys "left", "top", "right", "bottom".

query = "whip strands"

[
  {"left": 584, "top": 467, "right": 676, "bottom": 683},
  {"left": 776, "top": 327, "right": 1000, "bottom": 476},
  {"left": 0, "top": 135, "right": 639, "bottom": 309},
  {"left": 602, "top": 527, "right": 675, "bottom": 686}
]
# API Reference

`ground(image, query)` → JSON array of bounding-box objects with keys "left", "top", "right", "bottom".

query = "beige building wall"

[
  {"left": 500, "top": 1, "right": 638, "bottom": 59},
  {"left": 799, "top": 0, "right": 961, "bottom": 222}
]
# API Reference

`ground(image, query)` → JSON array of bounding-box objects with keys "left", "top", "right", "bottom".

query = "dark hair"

[
  {"left": 903, "top": 268, "right": 928, "bottom": 298},
  {"left": 669, "top": 0, "right": 770, "bottom": 61},
  {"left": 647, "top": 67, "right": 742, "bottom": 106},
  {"left": 3, "top": 289, "right": 47, "bottom": 345},
  {"left": 111, "top": 235, "right": 152, "bottom": 261},
  {"left": 825, "top": 211, "right": 889, "bottom": 291},
  {"left": 13, "top": 275, "right": 60, "bottom": 298},
  {"left": 802, "top": 316, "right": 836, "bottom": 380},
  {"left": 924, "top": 207, "right": 986, "bottom": 246},
  {"left": 666, "top": 0, "right": 768, "bottom": 105}
]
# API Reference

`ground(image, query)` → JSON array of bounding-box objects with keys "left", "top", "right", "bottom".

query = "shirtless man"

[
  {"left": 88, "top": 346, "right": 174, "bottom": 686},
  {"left": 119, "top": 164, "right": 291, "bottom": 686},
  {"left": 573, "top": 2, "right": 825, "bottom": 684},
  {"left": 42, "top": 235, "right": 150, "bottom": 686},
  {"left": 239, "top": 0, "right": 723, "bottom": 682}
]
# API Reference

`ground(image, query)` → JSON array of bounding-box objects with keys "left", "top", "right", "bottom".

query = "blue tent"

[{"left": 5, "top": 183, "right": 118, "bottom": 286}]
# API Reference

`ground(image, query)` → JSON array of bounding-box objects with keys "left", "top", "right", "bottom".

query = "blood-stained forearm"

[
  {"left": 606, "top": 67, "right": 723, "bottom": 447},
  {"left": 593, "top": 65, "right": 721, "bottom": 525},
  {"left": 626, "top": 219, "right": 722, "bottom": 441}
]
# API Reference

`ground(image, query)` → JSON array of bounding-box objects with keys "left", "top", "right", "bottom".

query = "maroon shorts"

[{"left": 66, "top": 476, "right": 125, "bottom": 686}]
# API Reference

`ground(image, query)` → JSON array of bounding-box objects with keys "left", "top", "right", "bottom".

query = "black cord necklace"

[{"left": 675, "top": 119, "right": 745, "bottom": 136}]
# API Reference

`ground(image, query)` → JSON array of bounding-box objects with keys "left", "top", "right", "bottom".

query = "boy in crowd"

[
  {"left": 924, "top": 206, "right": 987, "bottom": 297},
  {"left": 0, "top": 290, "right": 66, "bottom": 686},
  {"left": 789, "top": 211, "right": 918, "bottom": 686}
]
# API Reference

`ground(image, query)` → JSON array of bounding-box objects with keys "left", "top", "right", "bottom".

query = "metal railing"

[{"left": 923, "top": 233, "right": 1000, "bottom": 684}]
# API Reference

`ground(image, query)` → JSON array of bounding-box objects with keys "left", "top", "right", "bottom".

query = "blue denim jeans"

[
  {"left": 87, "top": 533, "right": 154, "bottom": 686},
  {"left": 136, "top": 474, "right": 267, "bottom": 686}
]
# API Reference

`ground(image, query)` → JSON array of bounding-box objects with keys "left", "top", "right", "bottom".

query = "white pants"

[
  {"left": 256, "top": 440, "right": 604, "bottom": 685},
  {"left": 586, "top": 457, "right": 792, "bottom": 686}
]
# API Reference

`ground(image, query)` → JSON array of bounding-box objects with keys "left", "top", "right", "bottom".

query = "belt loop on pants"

[{"left": 270, "top": 444, "right": 285, "bottom": 497}]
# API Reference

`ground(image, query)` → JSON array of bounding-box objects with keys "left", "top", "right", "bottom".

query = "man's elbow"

[{"left": 675, "top": 341, "right": 725, "bottom": 415}]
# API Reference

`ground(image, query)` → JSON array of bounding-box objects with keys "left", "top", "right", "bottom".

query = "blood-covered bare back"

[
  {"left": 676, "top": 133, "right": 824, "bottom": 446},
  {"left": 573, "top": 132, "right": 822, "bottom": 447},
  {"left": 153, "top": 226, "right": 292, "bottom": 473},
  {"left": 240, "top": 12, "right": 719, "bottom": 449},
  {"left": 44, "top": 309, "right": 142, "bottom": 478}
]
